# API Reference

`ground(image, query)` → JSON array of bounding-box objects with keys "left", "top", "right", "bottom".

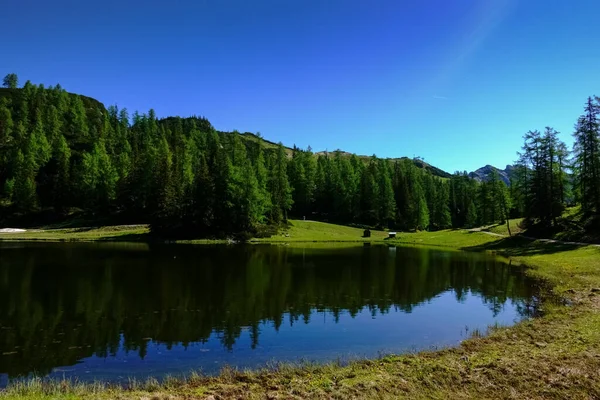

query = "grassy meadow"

[
  {"left": 0, "top": 220, "right": 387, "bottom": 243},
  {"left": 0, "top": 225, "right": 150, "bottom": 242}
]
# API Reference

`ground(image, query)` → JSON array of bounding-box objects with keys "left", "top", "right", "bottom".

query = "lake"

[{"left": 0, "top": 242, "right": 539, "bottom": 386}]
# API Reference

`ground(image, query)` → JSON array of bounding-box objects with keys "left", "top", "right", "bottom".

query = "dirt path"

[{"left": 470, "top": 227, "right": 600, "bottom": 247}]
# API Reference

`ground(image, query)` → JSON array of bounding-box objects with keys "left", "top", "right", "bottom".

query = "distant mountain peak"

[{"left": 468, "top": 165, "right": 512, "bottom": 185}]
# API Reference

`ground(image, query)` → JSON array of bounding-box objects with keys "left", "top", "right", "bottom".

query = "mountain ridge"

[{"left": 468, "top": 164, "right": 514, "bottom": 185}]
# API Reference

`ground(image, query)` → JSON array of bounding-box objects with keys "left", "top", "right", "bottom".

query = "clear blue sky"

[{"left": 3, "top": 0, "right": 600, "bottom": 173}]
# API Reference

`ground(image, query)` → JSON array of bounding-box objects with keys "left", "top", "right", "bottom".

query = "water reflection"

[{"left": 0, "top": 243, "right": 537, "bottom": 380}]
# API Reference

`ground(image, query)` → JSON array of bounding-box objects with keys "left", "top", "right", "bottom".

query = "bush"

[{"left": 253, "top": 223, "right": 280, "bottom": 239}]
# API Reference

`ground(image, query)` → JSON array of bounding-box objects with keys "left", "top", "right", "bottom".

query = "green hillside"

[
  {"left": 0, "top": 87, "right": 105, "bottom": 115},
  {"left": 2, "top": 81, "right": 467, "bottom": 238},
  {"left": 0, "top": 86, "right": 452, "bottom": 179}
]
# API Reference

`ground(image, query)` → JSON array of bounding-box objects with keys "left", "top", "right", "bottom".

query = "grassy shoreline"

[
  {"left": 0, "top": 220, "right": 390, "bottom": 244},
  {"left": 1, "top": 223, "right": 600, "bottom": 399}
]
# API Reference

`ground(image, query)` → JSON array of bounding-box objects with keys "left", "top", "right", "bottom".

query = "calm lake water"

[{"left": 0, "top": 242, "right": 539, "bottom": 386}]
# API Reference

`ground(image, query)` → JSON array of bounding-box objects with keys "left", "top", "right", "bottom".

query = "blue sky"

[{"left": 3, "top": 0, "right": 600, "bottom": 173}]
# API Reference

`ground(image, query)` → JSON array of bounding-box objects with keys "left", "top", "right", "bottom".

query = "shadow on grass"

[
  {"left": 70, "top": 226, "right": 98, "bottom": 232},
  {"left": 462, "top": 233, "right": 596, "bottom": 256},
  {"left": 98, "top": 233, "right": 151, "bottom": 242}
]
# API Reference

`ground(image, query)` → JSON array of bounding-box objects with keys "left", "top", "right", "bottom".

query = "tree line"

[{"left": 1, "top": 73, "right": 598, "bottom": 236}]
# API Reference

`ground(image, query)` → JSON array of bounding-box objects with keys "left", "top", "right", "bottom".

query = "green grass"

[
  {"left": 0, "top": 220, "right": 387, "bottom": 244},
  {"left": 483, "top": 217, "right": 526, "bottom": 236},
  {"left": 0, "top": 225, "right": 150, "bottom": 242},
  {"left": 2, "top": 225, "right": 600, "bottom": 399},
  {"left": 252, "top": 219, "right": 389, "bottom": 242},
  {"left": 390, "top": 229, "right": 503, "bottom": 249}
]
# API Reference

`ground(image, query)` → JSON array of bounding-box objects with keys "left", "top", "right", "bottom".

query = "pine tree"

[
  {"left": 236, "top": 157, "right": 263, "bottom": 231},
  {"left": 487, "top": 170, "right": 508, "bottom": 222},
  {"left": 416, "top": 196, "right": 430, "bottom": 231},
  {"left": 30, "top": 114, "right": 51, "bottom": 169},
  {"left": 330, "top": 152, "right": 347, "bottom": 221},
  {"left": 289, "top": 147, "right": 316, "bottom": 218},
  {"left": 477, "top": 181, "right": 491, "bottom": 225},
  {"left": 392, "top": 160, "right": 411, "bottom": 229},
  {"left": 0, "top": 98, "right": 14, "bottom": 191},
  {"left": 517, "top": 128, "right": 568, "bottom": 226},
  {"left": 193, "top": 153, "right": 214, "bottom": 231},
  {"left": 465, "top": 200, "right": 478, "bottom": 228},
  {"left": 338, "top": 154, "right": 358, "bottom": 221},
  {"left": 2, "top": 73, "right": 18, "bottom": 89},
  {"left": 12, "top": 150, "right": 37, "bottom": 211},
  {"left": 45, "top": 105, "right": 62, "bottom": 147},
  {"left": 80, "top": 139, "right": 118, "bottom": 210},
  {"left": 65, "top": 96, "right": 89, "bottom": 142},
  {"left": 359, "top": 157, "right": 379, "bottom": 225},
  {"left": 114, "top": 108, "right": 132, "bottom": 181},
  {"left": 422, "top": 174, "right": 436, "bottom": 229},
  {"left": 573, "top": 97, "right": 600, "bottom": 217},
  {"left": 435, "top": 182, "right": 452, "bottom": 229},
  {"left": 213, "top": 139, "right": 234, "bottom": 232},
  {"left": 151, "top": 132, "right": 178, "bottom": 232},
  {"left": 229, "top": 134, "right": 261, "bottom": 231},
  {"left": 376, "top": 159, "right": 396, "bottom": 227},
  {"left": 254, "top": 140, "right": 271, "bottom": 219},
  {"left": 267, "top": 143, "right": 293, "bottom": 223},
  {"left": 0, "top": 98, "right": 14, "bottom": 150},
  {"left": 53, "top": 134, "right": 71, "bottom": 211},
  {"left": 404, "top": 161, "right": 429, "bottom": 230}
]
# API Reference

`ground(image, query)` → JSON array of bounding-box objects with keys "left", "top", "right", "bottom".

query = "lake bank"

[
  {"left": 1, "top": 226, "right": 599, "bottom": 399},
  {"left": 0, "top": 220, "right": 388, "bottom": 244},
  {"left": 0, "top": 219, "right": 526, "bottom": 246}
]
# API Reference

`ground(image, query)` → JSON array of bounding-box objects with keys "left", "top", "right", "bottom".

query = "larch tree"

[
  {"left": 2, "top": 73, "right": 18, "bottom": 89},
  {"left": 573, "top": 97, "right": 600, "bottom": 217},
  {"left": 267, "top": 143, "right": 293, "bottom": 223},
  {"left": 376, "top": 158, "right": 396, "bottom": 228}
]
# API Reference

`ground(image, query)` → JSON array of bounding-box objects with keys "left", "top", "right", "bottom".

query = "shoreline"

[{"left": 1, "top": 226, "right": 599, "bottom": 398}]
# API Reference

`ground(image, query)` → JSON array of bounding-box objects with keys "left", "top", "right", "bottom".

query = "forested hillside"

[{"left": 1, "top": 74, "right": 599, "bottom": 238}]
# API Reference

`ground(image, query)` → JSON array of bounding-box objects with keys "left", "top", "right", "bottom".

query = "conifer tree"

[
  {"left": 0, "top": 98, "right": 14, "bottom": 190},
  {"left": 254, "top": 140, "right": 271, "bottom": 219},
  {"left": 30, "top": 114, "right": 51, "bottom": 169},
  {"left": 237, "top": 157, "right": 263, "bottom": 231},
  {"left": 53, "top": 134, "right": 71, "bottom": 211},
  {"left": 573, "top": 97, "right": 600, "bottom": 217},
  {"left": 289, "top": 147, "right": 316, "bottom": 218},
  {"left": 65, "top": 96, "right": 89, "bottom": 141},
  {"left": 376, "top": 158, "right": 396, "bottom": 227},
  {"left": 517, "top": 127, "right": 568, "bottom": 226},
  {"left": 465, "top": 200, "right": 478, "bottom": 228},
  {"left": 359, "top": 157, "right": 379, "bottom": 224},
  {"left": 0, "top": 98, "right": 14, "bottom": 150},
  {"left": 193, "top": 153, "right": 214, "bottom": 231},
  {"left": 213, "top": 139, "right": 234, "bottom": 232},
  {"left": 392, "top": 160, "right": 411, "bottom": 228},
  {"left": 267, "top": 143, "right": 293, "bottom": 222},
  {"left": 416, "top": 196, "right": 430, "bottom": 231},
  {"left": 12, "top": 150, "right": 37, "bottom": 211},
  {"left": 338, "top": 154, "right": 358, "bottom": 221},
  {"left": 153, "top": 134, "right": 174, "bottom": 219},
  {"left": 2, "top": 73, "right": 18, "bottom": 89},
  {"left": 435, "top": 182, "right": 452, "bottom": 229}
]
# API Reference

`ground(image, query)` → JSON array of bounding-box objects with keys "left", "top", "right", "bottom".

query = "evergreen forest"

[{"left": 1, "top": 74, "right": 599, "bottom": 238}]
